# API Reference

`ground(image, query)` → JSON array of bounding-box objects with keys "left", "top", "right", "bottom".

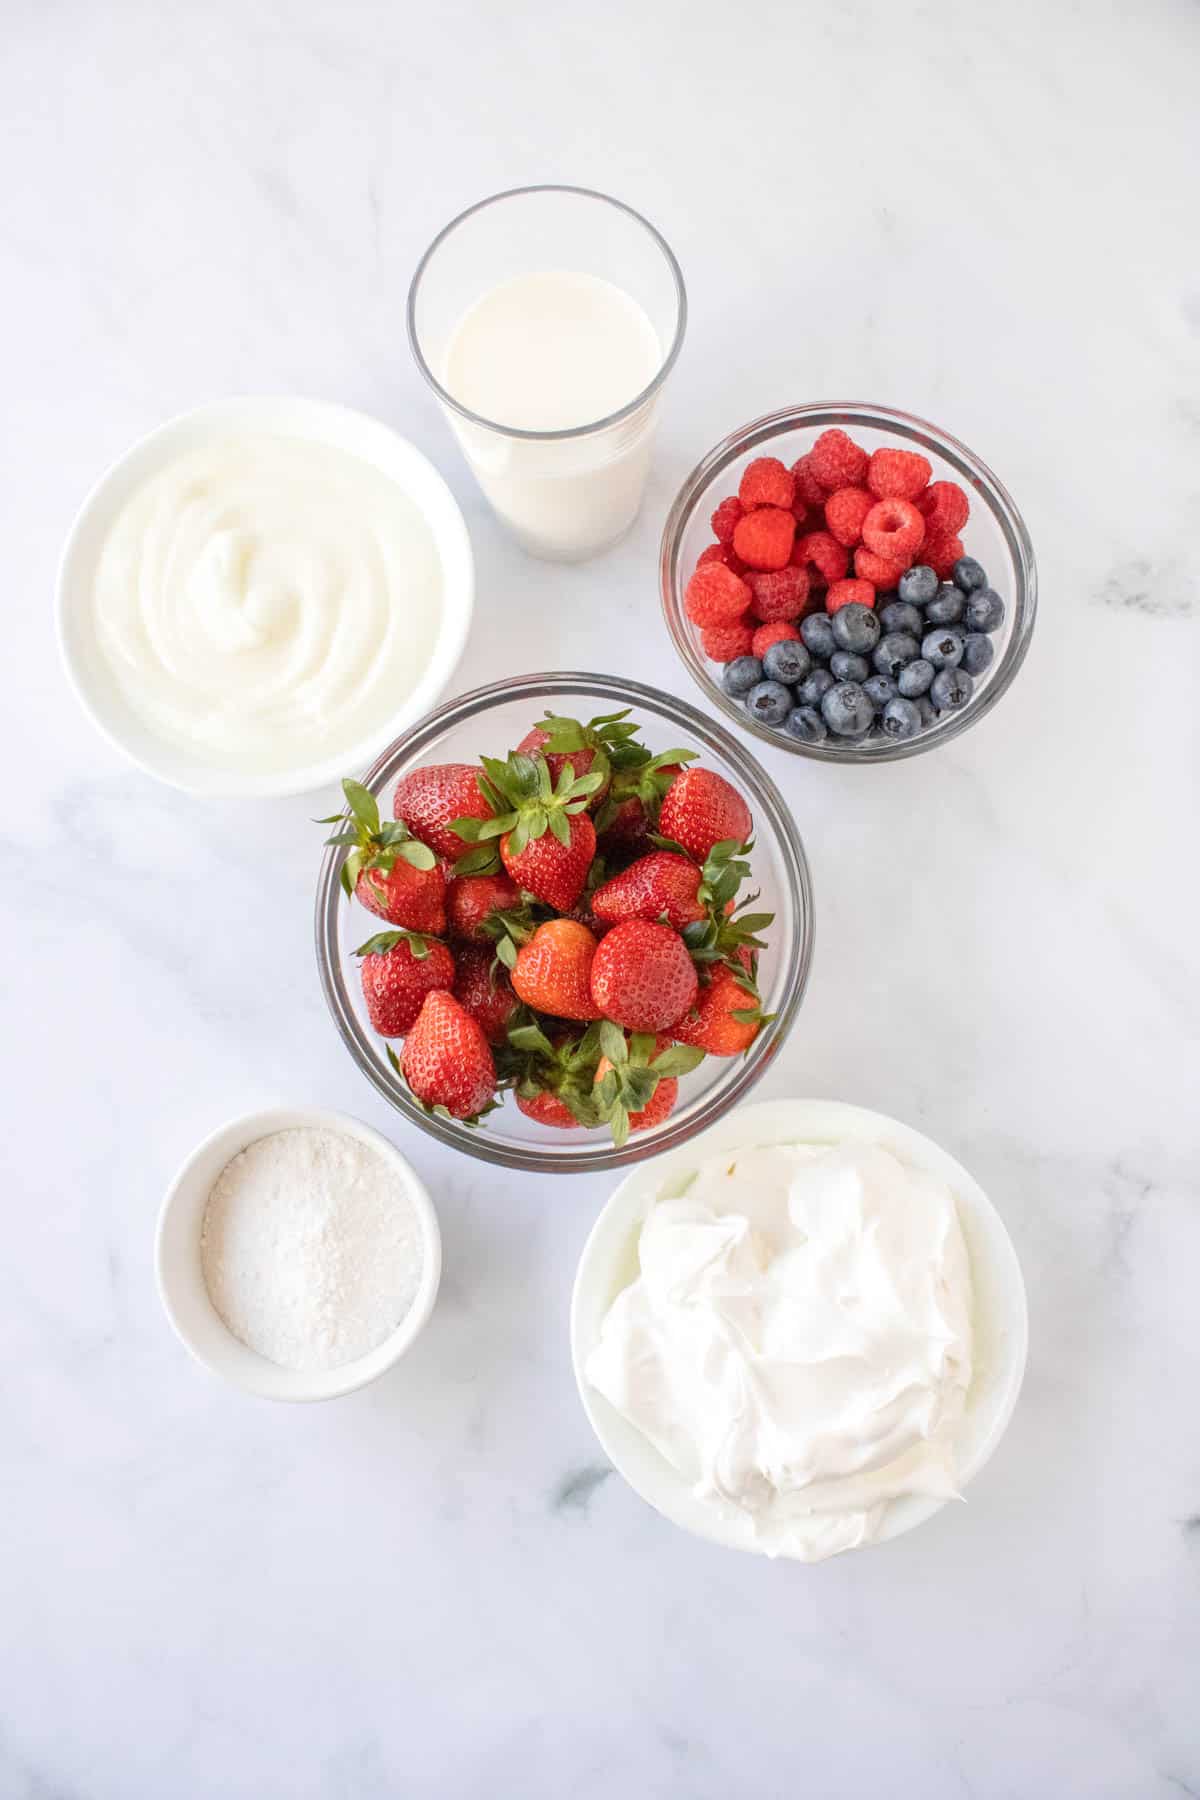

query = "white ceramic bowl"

[
  {"left": 56, "top": 397, "right": 474, "bottom": 798},
  {"left": 571, "top": 1098, "right": 1028, "bottom": 1558},
  {"left": 155, "top": 1106, "right": 442, "bottom": 1402}
]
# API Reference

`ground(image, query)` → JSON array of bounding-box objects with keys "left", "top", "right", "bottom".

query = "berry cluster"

[
  {"left": 322, "top": 712, "right": 773, "bottom": 1142},
  {"left": 684, "top": 430, "right": 1005, "bottom": 744}
]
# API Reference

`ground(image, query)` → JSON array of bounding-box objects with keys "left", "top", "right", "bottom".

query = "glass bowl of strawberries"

[
  {"left": 315, "top": 673, "right": 814, "bottom": 1172},
  {"left": 661, "top": 403, "right": 1037, "bottom": 760}
]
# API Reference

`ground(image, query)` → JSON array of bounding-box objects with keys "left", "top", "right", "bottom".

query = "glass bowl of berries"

[
  {"left": 315, "top": 673, "right": 814, "bottom": 1173},
  {"left": 661, "top": 403, "right": 1037, "bottom": 760}
]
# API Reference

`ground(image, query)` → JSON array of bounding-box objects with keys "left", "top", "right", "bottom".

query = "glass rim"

[
  {"left": 660, "top": 401, "right": 1038, "bottom": 763},
  {"left": 406, "top": 185, "right": 688, "bottom": 443},
  {"left": 314, "top": 671, "right": 814, "bottom": 1174}
]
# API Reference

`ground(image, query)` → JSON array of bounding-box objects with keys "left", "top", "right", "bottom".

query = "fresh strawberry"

[
  {"left": 672, "top": 963, "right": 767, "bottom": 1056},
  {"left": 505, "top": 1020, "right": 605, "bottom": 1129},
  {"left": 591, "top": 851, "right": 706, "bottom": 931},
  {"left": 658, "top": 766, "right": 752, "bottom": 865},
  {"left": 355, "top": 930, "right": 456, "bottom": 1037},
  {"left": 515, "top": 709, "right": 639, "bottom": 811},
  {"left": 590, "top": 920, "right": 698, "bottom": 1031},
  {"left": 515, "top": 1089, "right": 582, "bottom": 1129},
  {"left": 511, "top": 919, "right": 601, "bottom": 1021},
  {"left": 450, "top": 748, "right": 602, "bottom": 912},
  {"left": 594, "top": 750, "right": 693, "bottom": 853},
  {"left": 399, "top": 990, "right": 496, "bottom": 1120},
  {"left": 319, "top": 778, "right": 445, "bottom": 932},
  {"left": 444, "top": 871, "right": 521, "bottom": 942},
  {"left": 393, "top": 763, "right": 494, "bottom": 862},
  {"left": 592, "top": 1024, "right": 705, "bottom": 1146},
  {"left": 451, "top": 943, "right": 517, "bottom": 1044}
]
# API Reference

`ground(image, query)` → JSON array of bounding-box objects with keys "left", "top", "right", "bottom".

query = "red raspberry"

[
  {"left": 738, "top": 456, "right": 795, "bottom": 512},
  {"left": 696, "top": 542, "right": 746, "bottom": 574},
  {"left": 710, "top": 495, "right": 743, "bottom": 543},
  {"left": 732, "top": 506, "right": 795, "bottom": 571},
  {"left": 701, "top": 621, "right": 754, "bottom": 662},
  {"left": 823, "top": 486, "right": 874, "bottom": 548},
  {"left": 790, "top": 452, "right": 828, "bottom": 511},
  {"left": 684, "top": 561, "right": 753, "bottom": 626},
  {"left": 862, "top": 497, "right": 925, "bottom": 563},
  {"left": 867, "top": 447, "right": 932, "bottom": 501},
  {"left": 918, "top": 480, "right": 970, "bottom": 535},
  {"left": 810, "top": 428, "right": 869, "bottom": 491},
  {"left": 751, "top": 620, "right": 800, "bottom": 659},
  {"left": 922, "top": 530, "right": 965, "bottom": 579},
  {"left": 826, "top": 577, "right": 876, "bottom": 613},
  {"left": 794, "top": 529, "right": 849, "bottom": 586},
  {"left": 748, "top": 565, "right": 810, "bottom": 622},
  {"left": 855, "top": 545, "right": 909, "bottom": 587}
]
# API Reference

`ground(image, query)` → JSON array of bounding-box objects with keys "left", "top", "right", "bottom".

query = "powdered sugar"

[{"left": 200, "top": 1127, "right": 427, "bottom": 1371}]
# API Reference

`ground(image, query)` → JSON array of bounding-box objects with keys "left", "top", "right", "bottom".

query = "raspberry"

[
  {"left": 823, "top": 486, "right": 874, "bottom": 548},
  {"left": 918, "top": 480, "right": 970, "bottom": 535},
  {"left": 738, "top": 456, "right": 795, "bottom": 512},
  {"left": 922, "top": 530, "right": 965, "bottom": 579},
  {"left": 810, "top": 428, "right": 869, "bottom": 491},
  {"left": 855, "top": 545, "right": 909, "bottom": 587},
  {"left": 826, "top": 577, "right": 876, "bottom": 614},
  {"left": 710, "top": 495, "right": 743, "bottom": 543},
  {"left": 747, "top": 565, "right": 810, "bottom": 622},
  {"left": 790, "top": 452, "right": 828, "bottom": 512},
  {"left": 794, "top": 529, "right": 849, "bottom": 586},
  {"left": 732, "top": 506, "right": 795, "bottom": 571},
  {"left": 751, "top": 620, "right": 800, "bottom": 659},
  {"left": 867, "top": 447, "right": 932, "bottom": 501},
  {"left": 862, "top": 497, "right": 925, "bottom": 563},
  {"left": 701, "top": 621, "right": 754, "bottom": 662},
  {"left": 684, "top": 561, "right": 753, "bottom": 626},
  {"left": 697, "top": 542, "right": 746, "bottom": 574}
]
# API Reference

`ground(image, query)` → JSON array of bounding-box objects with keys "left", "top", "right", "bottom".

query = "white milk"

[{"left": 441, "top": 270, "right": 664, "bottom": 561}]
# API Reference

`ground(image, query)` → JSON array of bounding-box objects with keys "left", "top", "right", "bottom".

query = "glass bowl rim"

[
  {"left": 314, "top": 670, "right": 814, "bottom": 1174},
  {"left": 406, "top": 184, "right": 688, "bottom": 443},
  {"left": 660, "top": 400, "right": 1038, "bottom": 763}
]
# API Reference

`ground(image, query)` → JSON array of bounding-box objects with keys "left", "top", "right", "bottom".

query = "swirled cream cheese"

[
  {"left": 586, "top": 1140, "right": 973, "bottom": 1561},
  {"left": 92, "top": 435, "right": 444, "bottom": 773}
]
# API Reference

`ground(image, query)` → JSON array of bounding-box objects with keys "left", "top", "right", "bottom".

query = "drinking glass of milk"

[{"left": 408, "top": 186, "right": 686, "bottom": 562}]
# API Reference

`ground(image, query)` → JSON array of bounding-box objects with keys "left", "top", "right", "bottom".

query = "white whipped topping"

[{"left": 585, "top": 1140, "right": 974, "bottom": 1561}]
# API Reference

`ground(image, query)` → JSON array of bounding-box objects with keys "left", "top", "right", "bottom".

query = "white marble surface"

[{"left": 4, "top": 1, "right": 1199, "bottom": 1794}]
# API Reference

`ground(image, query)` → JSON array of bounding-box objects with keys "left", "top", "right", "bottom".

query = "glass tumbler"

[{"left": 407, "top": 186, "right": 686, "bottom": 562}]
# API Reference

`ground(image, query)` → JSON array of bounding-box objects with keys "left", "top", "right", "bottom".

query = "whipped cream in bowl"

[{"left": 571, "top": 1099, "right": 1027, "bottom": 1561}]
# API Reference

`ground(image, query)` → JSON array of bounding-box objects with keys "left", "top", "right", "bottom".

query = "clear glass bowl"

[
  {"left": 660, "top": 402, "right": 1037, "bottom": 762},
  {"left": 315, "top": 673, "right": 814, "bottom": 1173}
]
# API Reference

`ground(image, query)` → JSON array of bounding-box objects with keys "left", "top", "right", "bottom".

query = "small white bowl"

[
  {"left": 571, "top": 1098, "right": 1028, "bottom": 1559},
  {"left": 155, "top": 1106, "right": 442, "bottom": 1402},
  {"left": 57, "top": 397, "right": 474, "bottom": 798}
]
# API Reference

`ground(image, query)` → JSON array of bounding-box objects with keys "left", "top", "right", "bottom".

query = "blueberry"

[
  {"left": 800, "top": 613, "right": 836, "bottom": 660},
  {"left": 762, "top": 639, "right": 811, "bottom": 685},
  {"left": 952, "top": 556, "right": 987, "bottom": 593},
  {"left": 786, "top": 705, "right": 827, "bottom": 744},
  {"left": 925, "top": 583, "right": 965, "bottom": 625},
  {"left": 961, "top": 633, "right": 995, "bottom": 676},
  {"left": 830, "top": 602, "right": 881, "bottom": 654},
  {"left": 863, "top": 673, "right": 897, "bottom": 711},
  {"left": 916, "top": 695, "right": 937, "bottom": 729},
  {"left": 830, "top": 649, "right": 870, "bottom": 683},
  {"left": 797, "top": 666, "right": 835, "bottom": 708},
  {"left": 881, "top": 696, "right": 923, "bottom": 741},
  {"left": 898, "top": 564, "right": 938, "bottom": 606},
  {"left": 922, "top": 627, "right": 966, "bottom": 670},
  {"left": 821, "top": 681, "right": 875, "bottom": 738},
  {"left": 746, "top": 680, "right": 793, "bottom": 727},
  {"left": 897, "top": 657, "right": 935, "bottom": 698},
  {"left": 721, "top": 655, "right": 762, "bottom": 697},
  {"left": 873, "top": 632, "right": 920, "bottom": 679},
  {"left": 879, "top": 600, "right": 924, "bottom": 637},
  {"left": 931, "top": 666, "right": 974, "bottom": 711},
  {"left": 963, "top": 587, "right": 1005, "bottom": 633}
]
